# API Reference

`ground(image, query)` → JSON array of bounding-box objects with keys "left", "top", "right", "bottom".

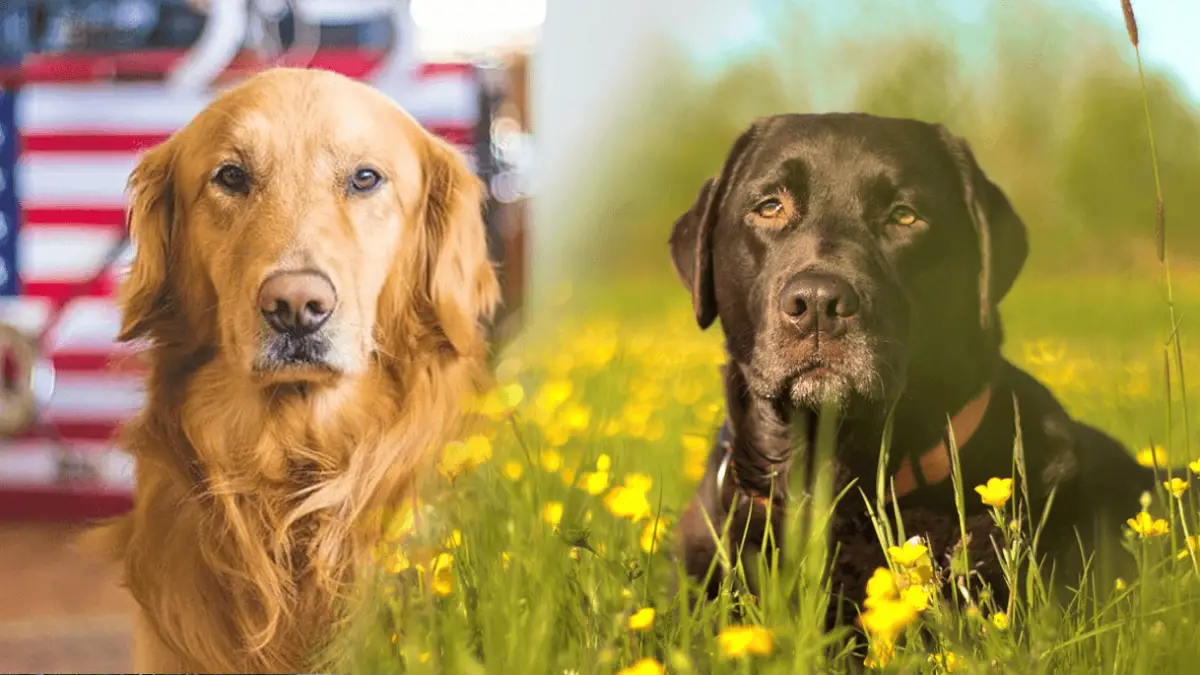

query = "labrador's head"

[{"left": 670, "top": 113, "right": 1027, "bottom": 413}]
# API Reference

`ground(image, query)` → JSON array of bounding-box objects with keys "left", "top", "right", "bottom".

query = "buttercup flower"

[
  {"left": 1189, "top": 459, "right": 1200, "bottom": 476},
  {"left": 991, "top": 611, "right": 1010, "bottom": 631},
  {"left": 901, "top": 585, "right": 930, "bottom": 612},
  {"left": 1177, "top": 535, "right": 1200, "bottom": 561},
  {"left": 1165, "top": 477, "right": 1189, "bottom": 499},
  {"left": 864, "top": 567, "right": 899, "bottom": 610},
  {"left": 542, "top": 501, "right": 564, "bottom": 528},
  {"left": 628, "top": 607, "right": 656, "bottom": 631},
  {"left": 540, "top": 450, "right": 564, "bottom": 473},
  {"left": 624, "top": 473, "right": 654, "bottom": 493},
  {"left": 615, "top": 658, "right": 663, "bottom": 675},
  {"left": 578, "top": 470, "right": 611, "bottom": 495},
  {"left": 1137, "top": 446, "right": 1169, "bottom": 468},
  {"left": 1127, "top": 511, "right": 1169, "bottom": 538},
  {"left": 865, "top": 638, "right": 895, "bottom": 669},
  {"left": 930, "top": 651, "right": 965, "bottom": 672},
  {"left": 640, "top": 519, "right": 669, "bottom": 554},
  {"left": 430, "top": 553, "right": 454, "bottom": 597},
  {"left": 502, "top": 460, "right": 524, "bottom": 481},
  {"left": 534, "top": 379, "right": 573, "bottom": 412},
  {"left": 605, "top": 486, "right": 652, "bottom": 521},
  {"left": 887, "top": 537, "right": 930, "bottom": 567},
  {"left": 438, "top": 435, "right": 492, "bottom": 479},
  {"left": 860, "top": 599, "right": 919, "bottom": 641},
  {"left": 975, "top": 477, "right": 1014, "bottom": 508},
  {"left": 717, "top": 625, "right": 774, "bottom": 657}
]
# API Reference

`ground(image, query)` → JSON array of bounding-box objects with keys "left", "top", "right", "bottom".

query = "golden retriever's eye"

[
  {"left": 213, "top": 164, "right": 250, "bottom": 195},
  {"left": 754, "top": 198, "right": 784, "bottom": 218},
  {"left": 348, "top": 167, "right": 384, "bottom": 195},
  {"left": 887, "top": 205, "right": 921, "bottom": 227}
]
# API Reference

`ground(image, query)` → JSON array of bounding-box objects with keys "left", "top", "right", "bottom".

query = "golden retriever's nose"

[{"left": 258, "top": 271, "right": 338, "bottom": 336}]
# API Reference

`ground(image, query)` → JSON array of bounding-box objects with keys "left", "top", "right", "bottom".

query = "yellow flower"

[
  {"left": 1115, "top": 577, "right": 1127, "bottom": 591},
  {"left": 628, "top": 607, "right": 656, "bottom": 631},
  {"left": 604, "top": 486, "right": 652, "bottom": 521},
  {"left": 1137, "top": 445, "right": 1169, "bottom": 468},
  {"left": 500, "top": 551, "right": 511, "bottom": 569},
  {"left": 930, "top": 651, "right": 965, "bottom": 672},
  {"left": 864, "top": 638, "right": 894, "bottom": 670},
  {"left": 716, "top": 625, "right": 774, "bottom": 657},
  {"left": 562, "top": 403, "right": 592, "bottom": 430},
  {"left": 534, "top": 378, "right": 573, "bottom": 412},
  {"left": 640, "top": 519, "right": 670, "bottom": 554},
  {"left": 887, "top": 537, "right": 929, "bottom": 567},
  {"left": 624, "top": 473, "right": 654, "bottom": 493},
  {"left": 1165, "top": 477, "right": 1189, "bottom": 499},
  {"left": 444, "top": 529, "right": 463, "bottom": 549},
  {"left": 438, "top": 435, "right": 492, "bottom": 479},
  {"left": 430, "top": 553, "right": 454, "bottom": 597},
  {"left": 864, "top": 567, "right": 898, "bottom": 609},
  {"left": 596, "top": 453, "right": 612, "bottom": 471},
  {"left": 991, "top": 611, "right": 1009, "bottom": 631},
  {"left": 560, "top": 468, "right": 576, "bottom": 486},
  {"left": 615, "top": 658, "right": 664, "bottom": 675},
  {"left": 578, "top": 470, "right": 611, "bottom": 495},
  {"left": 1178, "top": 535, "right": 1200, "bottom": 560},
  {"left": 1127, "top": 511, "right": 1169, "bottom": 538},
  {"left": 540, "top": 450, "right": 564, "bottom": 473},
  {"left": 478, "top": 382, "right": 523, "bottom": 419},
  {"left": 1190, "top": 459, "right": 1200, "bottom": 476},
  {"left": 900, "top": 585, "right": 930, "bottom": 612},
  {"left": 974, "top": 477, "right": 1013, "bottom": 509},
  {"left": 860, "top": 599, "right": 919, "bottom": 642},
  {"left": 502, "top": 460, "right": 524, "bottom": 481},
  {"left": 542, "top": 501, "right": 565, "bottom": 528}
]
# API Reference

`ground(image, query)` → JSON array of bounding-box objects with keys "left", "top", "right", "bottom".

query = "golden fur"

[{"left": 90, "top": 67, "right": 499, "bottom": 673}]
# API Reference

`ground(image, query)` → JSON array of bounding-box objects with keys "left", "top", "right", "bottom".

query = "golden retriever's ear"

[
  {"left": 118, "top": 140, "right": 176, "bottom": 342},
  {"left": 422, "top": 137, "right": 500, "bottom": 356}
]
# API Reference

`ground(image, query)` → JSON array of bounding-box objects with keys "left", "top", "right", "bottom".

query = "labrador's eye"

[
  {"left": 213, "top": 164, "right": 251, "bottom": 195},
  {"left": 888, "top": 205, "right": 921, "bottom": 227},
  {"left": 349, "top": 167, "right": 384, "bottom": 194},
  {"left": 755, "top": 198, "right": 784, "bottom": 218}
]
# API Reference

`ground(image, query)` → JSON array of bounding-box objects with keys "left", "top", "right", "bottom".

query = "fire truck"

[{"left": 0, "top": 0, "right": 531, "bottom": 521}]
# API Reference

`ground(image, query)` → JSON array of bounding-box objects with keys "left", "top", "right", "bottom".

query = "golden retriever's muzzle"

[{"left": 254, "top": 270, "right": 340, "bottom": 375}]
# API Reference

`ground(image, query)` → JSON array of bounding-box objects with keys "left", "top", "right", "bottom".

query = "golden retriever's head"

[{"left": 120, "top": 68, "right": 499, "bottom": 386}]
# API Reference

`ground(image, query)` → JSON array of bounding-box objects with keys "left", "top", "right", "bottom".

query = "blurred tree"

[{"left": 553, "top": 0, "right": 1200, "bottom": 292}]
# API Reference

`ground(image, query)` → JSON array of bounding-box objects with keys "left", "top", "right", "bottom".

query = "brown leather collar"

[
  {"left": 715, "top": 386, "right": 994, "bottom": 509},
  {"left": 888, "top": 386, "right": 993, "bottom": 501}
]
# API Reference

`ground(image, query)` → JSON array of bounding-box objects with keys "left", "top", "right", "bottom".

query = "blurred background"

[{"left": 0, "top": 0, "right": 1198, "bottom": 671}]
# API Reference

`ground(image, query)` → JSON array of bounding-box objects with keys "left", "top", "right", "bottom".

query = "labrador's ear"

[
  {"left": 936, "top": 126, "right": 1029, "bottom": 329},
  {"left": 669, "top": 122, "right": 763, "bottom": 330}
]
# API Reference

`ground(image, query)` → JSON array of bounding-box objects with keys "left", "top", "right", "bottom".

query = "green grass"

[{"left": 331, "top": 271, "right": 1200, "bottom": 675}]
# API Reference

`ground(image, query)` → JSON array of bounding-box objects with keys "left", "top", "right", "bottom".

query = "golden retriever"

[{"left": 90, "top": 67, "right": 499, "bottom": 673}]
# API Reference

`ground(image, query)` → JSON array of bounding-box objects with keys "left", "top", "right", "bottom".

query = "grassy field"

[
  {"left": 332, "top": 2, "right": 1200, "bottom": 672},
  {"left": 332, "top": 268, "right": 1200, "bottom": 675}
]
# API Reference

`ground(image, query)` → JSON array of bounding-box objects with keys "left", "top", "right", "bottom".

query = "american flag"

[{"left": 0, "top": 51, "right": 483, "bottom": 519}]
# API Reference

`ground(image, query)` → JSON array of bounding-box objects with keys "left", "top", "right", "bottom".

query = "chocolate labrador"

[{"left": 670, "top": 113, "right": 1165, "bottom": 624}]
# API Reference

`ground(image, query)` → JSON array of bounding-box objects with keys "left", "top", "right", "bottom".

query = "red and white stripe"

[{"left": 0, "top": 51, "right": 482, "bottom": 519}]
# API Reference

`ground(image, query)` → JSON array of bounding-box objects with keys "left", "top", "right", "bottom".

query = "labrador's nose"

[
  {"left": 258, "top": 271, "right": 337, "bottom": 336},
  {"left": 780, "top": 272, "right": 860, "bottom": 337}
]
